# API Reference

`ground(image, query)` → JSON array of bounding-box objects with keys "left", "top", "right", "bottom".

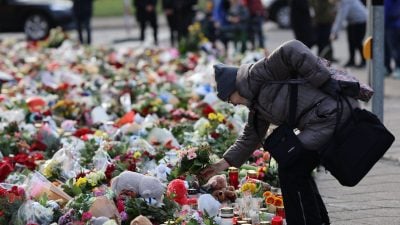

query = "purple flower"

[{"left": 120, "top": 211, "right": 128, "bottom": 221}]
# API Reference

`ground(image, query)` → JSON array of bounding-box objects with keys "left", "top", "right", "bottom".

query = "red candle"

[
  {"left": 271, "top": 216, "right": 283, "bottom": 225},
  {"left": 276, "top": 206, "right": 286, "bottom": 219},
  {"left": 228, "top": 167, "right": 239, "bottom": 189}
]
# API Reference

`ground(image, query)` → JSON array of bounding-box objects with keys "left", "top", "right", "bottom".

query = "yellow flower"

[
  {"left": 94, "top": 130, "right": 108, "bottom": 138},
  {"left": 208, "top": 113, "right": 217, "bottom": 120},
  {"left": 216, "top": 113, "right": 225, "bottom": 122},
  {"left": 76, "top": 177, "right": 88, "bottom": 187},
  {"left": 151, "top": 98, "right": 162, "bottom": 106},
  {"left": 43, "top": 164, "right": 53, "bottom": 178},
  {"left": 133, "top": 151, "right": 142, "bottom": 159},
  {"left": 241, "top": 182, "right": 257, "bottom": 193}
]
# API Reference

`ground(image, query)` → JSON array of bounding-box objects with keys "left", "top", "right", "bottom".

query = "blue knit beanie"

[{"left": 214, "top": 63, "right": 238, "bottom": 101}]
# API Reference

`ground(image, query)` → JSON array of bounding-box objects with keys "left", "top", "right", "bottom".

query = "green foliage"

[
  {"left": 80, "top": 139, "right": 100, "bottom": 166},
  {"left": 108, "top": 141, "right": 129, "bottom": 159},
  {"left": 123, "top": 197, "right": 179, "bottom": 225},
  {"left": 65, "top": 193, "right": 95, "bottom": 220},
  {"left": 171, "top": 122, "right": 194, "bottom": 144},
  {"left": 62, "top": 178, "right": 83, "bottom": 197}
]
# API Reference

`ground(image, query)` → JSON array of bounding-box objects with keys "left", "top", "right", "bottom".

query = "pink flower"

[
  {"left": 81, "top": 212, "right": 92, "bottom": 222},
  {"left": 187, "top": 151, "right": 197, "bottom": 160},
  {"left": 179, "top": 150, "right": 188, "bottom": 158},
  {"left": 256, "top": 158, "right": 265, "bottom": 166},
  {"left": 253, "top": 149, "right": 263, "bottom": 157}
]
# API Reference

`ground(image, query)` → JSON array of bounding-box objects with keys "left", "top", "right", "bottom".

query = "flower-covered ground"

[{"left": 0, "top": 33, "right": 280, "bottom": 225}]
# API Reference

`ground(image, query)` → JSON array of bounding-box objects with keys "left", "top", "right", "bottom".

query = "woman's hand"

[{"left": 199, "top": 158, "right": 230, "bottom": 182}]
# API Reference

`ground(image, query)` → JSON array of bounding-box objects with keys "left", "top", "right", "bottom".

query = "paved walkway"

[{"left": 95, "top": 17, "right": 400, "bottom": 224}]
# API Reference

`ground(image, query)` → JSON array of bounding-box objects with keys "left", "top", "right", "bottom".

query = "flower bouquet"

[
  {"left": 168, "top": 143, "right": 214, "bottom": 180},
  {"left": 0, "top": 185, "right": 25, "bottom": 224}
]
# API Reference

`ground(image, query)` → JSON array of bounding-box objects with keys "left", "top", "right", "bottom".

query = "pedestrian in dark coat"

[
  {"left": 243, "top": 0, "right": 266, "bottom": 49},
  {"left": 162, "top": 0, "right": 178, "bottom": 46},
  {"left": 290, "top": 0, "right": 315, "bottom": 48},
  {"left": 310, "top": 0, "right": 337, "bottom": 61},
  {"left": 134, "top": 0, "right": 158, "bottom": 45},
  {"left": 200, "top": 40, "right": 359, "bottom": 225},
  {"left": 173, "top": 0, "right": 198, "bottom": 42},
  {"left": 73, "top": 0, "right": 94, "bottom": 44}
]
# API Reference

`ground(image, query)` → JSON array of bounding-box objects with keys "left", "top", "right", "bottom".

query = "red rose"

[
  {"left": 73, "top": 127, "right": 94, "bottom": 138},
  {"left": 0, "top": 161, "right": 14, "bottom": 182},
  {"left": 29, "top": 140, "right": 47, "bottom": 151},
  {"left": 14, "top": 153, "right": 36, "bottom": 170},
  {"left": 211, "top": 132, "right": 220, "bottom": 139},
  {"left": 0, "top": 187, "right": 8, "bottom": 197},
  {"left": 105, "top": 164, "right": 116, "bottom": 180},
  {"left": 202, "top": 104, "right": 216, "bottom": 117}
]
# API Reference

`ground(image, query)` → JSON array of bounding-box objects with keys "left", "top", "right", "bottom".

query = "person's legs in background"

[
  {"left": 149, "top": 11, "right": 158, "bottom": 45},
  {"left": 166, "top": 15, "right": 176, "bottom": 46},
  {"left": 139, "top": 19, "right": 146, "bottom": 42},
  {"left": 353, "top": 22, "right": 366, "bottom": 67},
  {"left": 254, "top": 16, "right": 265, "bottom": 49},
  {"left": 317, "top": 23, "right": 334, "bottom": 62},
  {"left": 384, "top": 30, "right": 393, "bottom": 76},
  {"left": 345, "top": 24, "right": 357, "bottom": 67},
  {"left": 82, "top": 17, "right": 91, "bottom": 44},
  {"left": 279, "top": 150, "right": 330, "bottom": 225},
  {"left": 386, "top": 28, "right": 400, "bottom": 79},
  {"left": 76, "top": 19, "right": 84, "bottom": 44}
]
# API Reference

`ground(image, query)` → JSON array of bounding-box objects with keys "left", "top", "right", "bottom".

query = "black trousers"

[
  {"left": 76, "top": 17, "right": 91, "bottom": 44},
  {"left": 138, "top": 12, "right": 158, "bottom": 45},
  {"left": 316, "top": 23, "right": 334, "bottom": 61},
  {"left": 346, "top": 22, "right": 366, "bottom": 64},
  {"left": 279, "top": 150, "right": 330, "bottom": 225}
]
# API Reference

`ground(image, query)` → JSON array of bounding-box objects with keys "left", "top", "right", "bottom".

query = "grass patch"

[
  {"left": 93, "top": 0, "right": 207, "bottom": 18},
  {"left": 94, "top": 0, "right": 124, "bottom": 17}
]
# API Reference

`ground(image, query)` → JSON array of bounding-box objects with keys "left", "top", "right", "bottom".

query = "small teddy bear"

[
  {"left": 204, "top": 174, "right": 237, "bottom": 203},
  {"left": 212, "top": 186, "right": 236, "bottom": 203},
  {"left": 167, "top": 179, "right": 197, "bottom": 206}
]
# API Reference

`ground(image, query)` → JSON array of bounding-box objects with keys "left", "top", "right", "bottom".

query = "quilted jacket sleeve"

[
  {"left": 223, "top": 111, "right": 269, "bottom": 168},
  {"left": 253, "top": 40, "right": 331, "bottom": 88}
]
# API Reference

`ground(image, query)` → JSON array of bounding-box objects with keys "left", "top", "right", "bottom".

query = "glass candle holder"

[{"left": 228, "top": 167, "right": 239, "bottom": 189}]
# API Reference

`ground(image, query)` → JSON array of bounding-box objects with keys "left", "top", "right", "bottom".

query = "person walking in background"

[
  {"left": 73, "top": 0, "right": 94, "bottom": 45},
  {"left": 133, "top": 0, "right": 158, "bottom": 45},
  {"left": 384, "top": 0, "right": 400, "bottom": 79},
  {"left": 310, "top": 0, "right": 337, "bottom": 62},
  {"left": 172, "top": 0, "right": 198, "bottom": 43},
  {"left": 243, "top": 0, "right": 266, "bottom": 50},
  {"left": 290, "top": 0, "right": 315, "bottom": 48},
  {"left": 162, "top": 0, "right": 178, "bottom": 46},
  {"left": 330, "top": 0, "right": 367, "bottom": 68},
  {"left": 220, "top": 0, "right": 249, "bottom": 54}
]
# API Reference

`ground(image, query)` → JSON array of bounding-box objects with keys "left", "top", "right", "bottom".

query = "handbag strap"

[
  {"left": 333, "top": 94, "right": 356, "bottom": 137},
  {"left": 246, "top": 67, "right": 300, "bottom": 168},
  {"left": 288, "top": 76, "right": 298, "bottom": 127}
]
